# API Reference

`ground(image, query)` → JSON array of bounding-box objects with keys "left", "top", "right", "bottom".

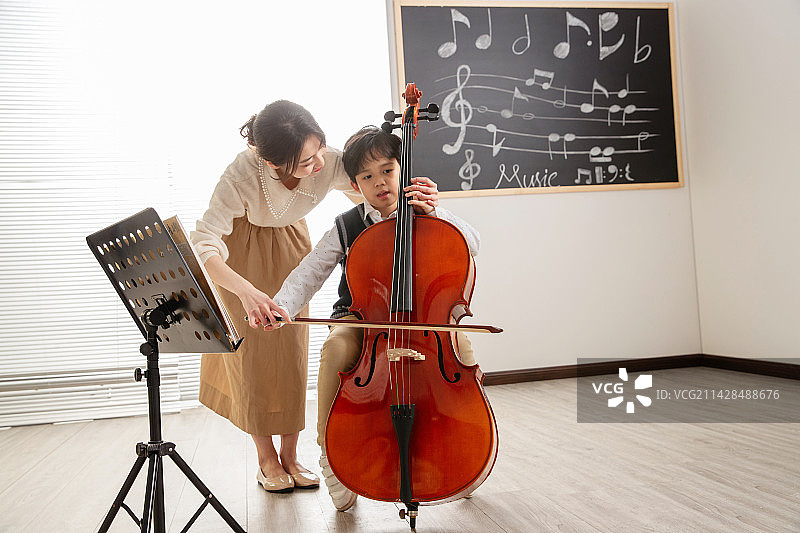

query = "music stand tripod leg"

[
  {"left": 98, "top": 451, "right": 147, "bottom": 531},
  {"left": 167, "top": 449, "right": 246, "bottom": 533},
  {"left": 140, "top": 448, "right": 164, "bottom": 533}
]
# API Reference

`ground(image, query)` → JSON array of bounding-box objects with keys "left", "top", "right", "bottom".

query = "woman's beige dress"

[
  {"left": 191, "top": 147, "right": 360, "bottom": 437},
  {"left": 199, "top": 217, "right": 311, "bottom": 436}
]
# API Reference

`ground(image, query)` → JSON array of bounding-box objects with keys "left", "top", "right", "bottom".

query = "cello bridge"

[{"left": 387, "top": 348, "right": 425, "bottom": 362}]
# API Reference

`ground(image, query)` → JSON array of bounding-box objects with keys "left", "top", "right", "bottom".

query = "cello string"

[
  {"left": 404, "top": 123, "right": 412, "bottom": 404},
  {"left": 404, "top": 117, "right": 416, "bottom": 404},
  {"left": 406, "top": 117, "right": 415, "bottom": 403},
  {"left": 388, "top": 121, "right": 402, "bottom": 408}
]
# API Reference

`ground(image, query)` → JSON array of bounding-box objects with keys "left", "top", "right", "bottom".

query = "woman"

[{"left": 191, "top": 100, "right": 361, "bottom": 493}]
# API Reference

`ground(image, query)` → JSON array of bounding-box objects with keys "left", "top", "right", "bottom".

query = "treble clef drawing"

[
  {"left": 458, "top": 149, "right": 481, "bottom": 190},
  {"left": 441, "top": 64, "right": 473, "bottom": 155}
]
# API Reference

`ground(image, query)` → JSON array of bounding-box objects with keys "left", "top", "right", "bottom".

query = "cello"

[{"left": 324, "top": 84, "right": 499, "bottom": 530}]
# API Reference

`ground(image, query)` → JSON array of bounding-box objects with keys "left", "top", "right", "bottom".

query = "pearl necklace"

[{"left": 258, "top": 158, "right": 318, "bottom": 220}]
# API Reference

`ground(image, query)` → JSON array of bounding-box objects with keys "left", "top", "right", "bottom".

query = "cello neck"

[{"left": 389, "top": 88, "right": 419, "bottom": 315}]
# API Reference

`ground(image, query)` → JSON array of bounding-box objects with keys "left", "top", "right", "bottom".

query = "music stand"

[{"left": 86, "top": 208, "right": 245, "bottom": 533}]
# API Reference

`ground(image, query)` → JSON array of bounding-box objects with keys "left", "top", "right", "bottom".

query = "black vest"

[{"left": 331, "top": 204, "right": 373, "bottom": 319}]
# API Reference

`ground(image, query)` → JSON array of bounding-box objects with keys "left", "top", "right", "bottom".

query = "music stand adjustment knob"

[
  {"left": 134, "top": 368, "right": 145, "bottom": 382},
  {"left": 140, "top": 342, "right": 155, "bottom": 357}
]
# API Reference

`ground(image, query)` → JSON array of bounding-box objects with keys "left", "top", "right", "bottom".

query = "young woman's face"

[
  {"left": 265, "top": 135, "right": 326, "bottom": 179},
  {"left": 291, "top": 136, "right": 326, "bottom": 179}
]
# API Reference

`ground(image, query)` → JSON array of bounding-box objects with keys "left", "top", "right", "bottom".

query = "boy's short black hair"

[{"left": 342, "top": 126, "right": 401, "bottom": 183}]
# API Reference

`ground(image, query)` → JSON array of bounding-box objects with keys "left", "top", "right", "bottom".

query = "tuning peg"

[
  {"left": 422, "top": 103, "right": 439, "bottom": 115},
  {"left": 384, "top": 110, "right": 401, "bottom": 122},
  {"left": 381, "top": 121, "right": 401, "bottom": 133}
]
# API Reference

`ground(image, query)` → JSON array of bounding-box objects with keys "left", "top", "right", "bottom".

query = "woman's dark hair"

[
  {"left": 342, "top": 126, "right": 401, "bottom": 183},
  {"left": 239, "top": 100, "right": 326, "bottom": 178}
]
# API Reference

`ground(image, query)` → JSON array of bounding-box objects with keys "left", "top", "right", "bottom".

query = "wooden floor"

[{"left": 1, "top": 368, "right": 798, "bottom": 532}]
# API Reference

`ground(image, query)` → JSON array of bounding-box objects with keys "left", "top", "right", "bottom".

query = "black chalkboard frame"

[{"left": 391, "top": 0, "right": 684, "bottom": 197}]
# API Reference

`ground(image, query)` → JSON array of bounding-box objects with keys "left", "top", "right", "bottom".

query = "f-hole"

[
  {"left": 355, "top": 331, "right": 387, "bottom": 387},
  {"left": 425, "top": 330, "right": 460, "bottom": 383}
]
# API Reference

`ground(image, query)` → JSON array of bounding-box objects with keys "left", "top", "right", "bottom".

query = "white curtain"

[{"left": 0, "top": 0, "right": 371, "bottom": 426}]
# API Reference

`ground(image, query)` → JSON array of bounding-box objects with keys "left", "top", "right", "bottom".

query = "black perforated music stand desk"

[{"left": 87, "top": 207, "right": 245, "bottom": 533}]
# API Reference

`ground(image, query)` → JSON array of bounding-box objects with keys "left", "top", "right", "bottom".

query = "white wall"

[
  {"left": 449, "top": 166, "right": 701, "bottom": 372},
  {"left": 679, "top": 0, "right": 800, "bottom": 359}
]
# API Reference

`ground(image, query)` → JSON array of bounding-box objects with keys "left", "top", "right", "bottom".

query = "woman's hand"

[
  {"left": 237, "top": 284, "right": 291, "bottom": 329},
  {"left": 261, "top": 299, "right": 292, "bottom": 331},
  {"left": 202, "top": 255, "right": 290, "bottom": 330},
  {"left": 405, "top": 176, "right": 439, "bottom": 215}
]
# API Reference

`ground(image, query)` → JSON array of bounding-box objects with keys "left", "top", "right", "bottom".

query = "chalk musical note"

[
  {"left": 595, "top": 166, "right": 606, "bottom": 184},
  {"left": 525, "top": 68, "right": 554, "bottom": 90},
  {"left": 609, "top": 163, "right": 634, "bottom": 182},
  {"left": 554, "top": 12, "right": 591, "bottom": 59},
  {"left": 512, "top": 13, "right": 530, "bottom": 55},
  {"left": 554, "top": 85, "right": 568, "bottom": 109},
  {"left": 608, "top": 164, "right": 631, "bottom": 183},
  {"left": 576, "top": 168, "right": 592, "bottom": 184},
  {"left": 441, "top": 65, "right": 473, "bottom": 155},
  {"left": 598, "top": 12, "right": 625, "bottom": 60},
  {"left": 634, "top": 16, "right": 652, "bottom": 64},
  {"left": 438, "top": 8, "right": 471, "bottom": 58},
  {"left": 485, "top": 123, "right": 505, "bottom": 156},
  {"left": 606, "top": 103, "right": 637, "bottom": 125},
  {"left": 475, "top": 8, "right": 492, "bottom": 50},
  {"left": 637, "top": 131, "right": 650, "bottom": 152},
  {"left": 589, "top": 146, "right": 614, "bottom": 162},
  {"left": 623, "top": 104, "right": 636, "bottom": 125},
  {"left": 458, "top": 149, "right": 481, "bottom": 190},
  {"left": 580, "top": 79, "right": 609, "bottom": 113},
  {"left": 617, "top": 75, "right": 630, "bottom": 98},
  {"left": 607, "top": 104, "right": 621, "bottom": 125},
  {"left": 547, "top": 132, "right": 575, "bottom": 160},
  {"left": 501, "top": 87, "right": 529, "bottom": 119},
  {"left": 608, "top": 164, "right": 619, "bottom": 182}
]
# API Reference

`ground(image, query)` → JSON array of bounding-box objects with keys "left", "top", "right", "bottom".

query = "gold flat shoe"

[
  {"left": 291, "top": 470, "right": 320, "bottom": 489},
  {"left": 256, "top": 470, "right": 294, "bottom": 493}
]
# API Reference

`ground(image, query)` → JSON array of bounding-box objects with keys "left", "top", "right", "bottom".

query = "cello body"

[{"left": 325, "top": 215, "right": 498, "bottom": 503}]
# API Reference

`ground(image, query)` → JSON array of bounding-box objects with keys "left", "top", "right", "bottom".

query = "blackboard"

[{"left": 392, "top": 1, "right": 683, "bottom": 196}]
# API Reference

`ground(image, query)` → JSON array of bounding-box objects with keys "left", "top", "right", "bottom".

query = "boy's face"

[{"left": 351, "top": 156, "right": 400, "bottom": 218}]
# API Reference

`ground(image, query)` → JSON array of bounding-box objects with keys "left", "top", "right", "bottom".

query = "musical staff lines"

[
  {"left": 430, "top": 122, "right": 658, "bottom": 159},
  {"left": 435, "top": 66, "right": 656, "bottom": 128}
]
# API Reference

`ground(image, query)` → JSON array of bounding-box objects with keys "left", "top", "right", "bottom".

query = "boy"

[{"left": 264, "top": 126, "right": 480, "bottom": 511}]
